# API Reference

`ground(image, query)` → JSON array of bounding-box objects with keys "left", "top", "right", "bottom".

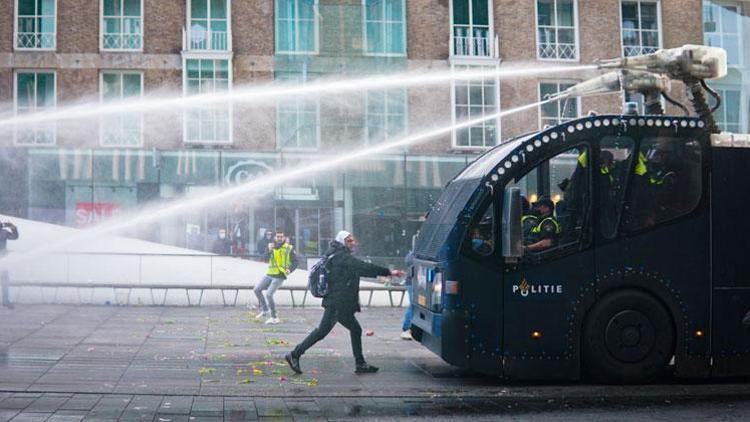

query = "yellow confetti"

[
  {"left": 198, "top": 367, "right": 216, "bottom": 375},
  {"left": 236, "top": 369, "right": 244, "bottom": 375},
  {"left": 238, "top": 378, "right": 254, "bottom": 384},
  {"left": 252, "top": 368, "right": 263, "bottom": 376}
]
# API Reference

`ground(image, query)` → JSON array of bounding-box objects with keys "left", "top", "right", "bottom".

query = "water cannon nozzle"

[{"left": 595, "top": 45, "right": 727, "bottom": 81}]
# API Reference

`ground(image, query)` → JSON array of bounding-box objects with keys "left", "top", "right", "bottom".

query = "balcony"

[
  {"left": 183, "top": 27, "right": 229, "bottom": 51},
  {"left": 538, "top": 42, "right": 577, "bottom": 60},
  {"left": 623, "top": 45, "right": 659, "bottom": 57},
  {"left": 451, "top": 27, "right": 498, "bottom": 59},
  {"left": 102, "top": 33, "right": 142, "bottom": 50},
  {"left": 16, "top": 32, "right": 55, "bottom": 50}
]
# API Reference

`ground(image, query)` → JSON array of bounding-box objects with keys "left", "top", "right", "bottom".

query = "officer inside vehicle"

[
  {"left": 523, "top": 197, "right": 560, "bottom": 253},
  {"left": 521, "top": 195, "right": 539, "bottom": 244}
]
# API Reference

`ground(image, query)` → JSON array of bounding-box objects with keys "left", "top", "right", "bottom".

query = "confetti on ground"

[
  {"left": 163, "top": 320, "right": 175, "bottom": 325},
  {"left": 238, "top": 378, "right": 254, "bottom": 384},
  {"left": 252, "top": 368, "right": 263, "bottom": 376},
  {"left": 366, "top": 330, "right": 374, "bottom": 336},
  {"left": 198, "top": 367, "right": 216, "bottom": 375},
  {"left": 86, "top": 347, "right": 95, "bottom": 352},
  {"left": 265, "top": 338, "right": 290, "bottom": 346}
]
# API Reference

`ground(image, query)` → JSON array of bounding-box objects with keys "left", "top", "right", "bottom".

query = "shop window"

[
  {"left": 363, "top": 0, "right": 406, "bottom": 56},
  {"left": 622, "top": 137, "right": 702, "bottom": 232},
  {"left": 276, "top": 0, "right": 318, "bottom": 54},
  {"left": 16, "top": 0, "right": 56, "bottom": 50},
  {"left": 102, "top": 0, "right": 142, "bottom": 50}
]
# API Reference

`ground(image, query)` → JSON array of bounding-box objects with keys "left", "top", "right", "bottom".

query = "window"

[
  {"left": 276, "top": 0, "right": 318, "bottom": 54},
  {"left": 620, "top": 0, "right": 660, "bottom": 57},
  {"left": 506, "top": 145, "right": 590, "bottom": 255},
  {"left": 189, "top": 0, "right": 229, "bottom": 51},
  {"left": 712, "top": 87, "right": 741, "bottom": 133},
  {"left": 15, "top": 0, "right": 56, "bottom": 50},
  {"left": 100, "top": 72, "right": 143, "bottom": 147},
  {"left": 101, "top": 0, "right": 142, "bottom": 50},
  {"left": 598, "top": 136, "right": 635, "bottom": 238},
  {"left": 363, "top": 0, "right": 406, "bottom": 56},
  {"left": 539, "top": 82, "right": 578, "bottom": 128},
  {"left": 622, "top": 137, "right": 702, "bottom": 232},
  {"left": 452, "top": 0, "right": 492, "bottom": 57},
  {"left": 537, "top": 0, "right": 577, "bottom": 60},
  {"left": 703, "top": 1, "right": 741, "bottom": 66},
  {"left": 277, "top": 74, "right": 319, "bottom": 150},
  {"left": 467, "top": 202, "right": 495, "bottom": 256},
  {"left": 453, "top": 65, "right": 499, "bottom": 149},
  {"left": 14, "top": 71, "right": 56, "bottom": 146},
  {"left": 366, "top": 89, "right": 407, "bottom": 144},
  {"left": 184, "top": 59, "right": 232, "bottom": 144}
]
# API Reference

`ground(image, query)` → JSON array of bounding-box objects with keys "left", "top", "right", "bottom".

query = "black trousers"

[{"left": 292, "top": 305, "right": 364, "bottom": 365}]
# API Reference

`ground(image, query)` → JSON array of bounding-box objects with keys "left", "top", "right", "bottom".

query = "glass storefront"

[{"left": 21, "top": 148, "right": 476, "bottom": 259}]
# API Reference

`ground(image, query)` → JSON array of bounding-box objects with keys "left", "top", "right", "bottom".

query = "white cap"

[{"left": 335, "top": 230, "right": 352, "bottom": 244}]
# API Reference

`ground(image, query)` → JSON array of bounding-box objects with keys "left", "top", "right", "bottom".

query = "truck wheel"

[{"left": 582, "top": 289, "right": 674, "bottom": 383}]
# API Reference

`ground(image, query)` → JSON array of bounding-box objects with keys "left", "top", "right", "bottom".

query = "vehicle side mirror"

[{"left": 502, "top": 187, "right": 523, "bottom": 263}]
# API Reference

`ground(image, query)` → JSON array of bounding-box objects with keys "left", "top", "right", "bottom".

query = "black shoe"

[
  {"left": 355, "top": 363, "right": 379, "bottom": 374},
  {"left": 743, "top": 311, "right": 750, "bottom": 329},
  {"left": 285, "top": 352, "right": 302, "bottom": 374}
]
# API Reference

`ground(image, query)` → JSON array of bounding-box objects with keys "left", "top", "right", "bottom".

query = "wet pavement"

[{"left": 1, "top": 305, "right": 749, "bottom": 421}]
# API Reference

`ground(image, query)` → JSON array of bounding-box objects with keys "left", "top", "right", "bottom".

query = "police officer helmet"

[{"left": 534, "top": 196, "right": 555, "bottom": 212}]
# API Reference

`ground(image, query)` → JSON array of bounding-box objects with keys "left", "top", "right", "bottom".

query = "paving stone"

[
  {"left": 26, "top": 396, "right": 70, "bottom": 413},
  {"left": 0, "top": 410, "right": 19, "bottom": 422},
  {"left": 7, "top": 413, "right": 52, "bottom": 422},
  {"left": 223, "top": 399, "right": 257, "bottom": 421},
  {"left": 190, "top": 397, "right": 222, "bottom": 417},
  {"left": 284, "top": 399, "right": 322, "bottom": 419},
  {"left": 152, "top": 415, "right": 190, "bottom": 422},
  {"left": 119, "top": 395, "right": 162, "bottom": 421},
  {"left": 254, "top": 398, "right": 289, "bottom": 418},
  {"left": 157, "top": 397, "right": 193, "bottom": 416},
  {"left": 86, "top": 396, "right": 131, "bottom": 420},
  {"left": 0, "top": 397, "right": 36, "bottom": 410},
  {"left": 46, "top": 415, "right": 85, "bottom": 422},
  {"left": 58, "top": 396, "right": 100, "bottom": 412}
]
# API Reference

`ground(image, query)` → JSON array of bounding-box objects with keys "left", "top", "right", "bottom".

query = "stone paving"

[{"left": 1, "top": 305, "right": 749, "bottom": 421}]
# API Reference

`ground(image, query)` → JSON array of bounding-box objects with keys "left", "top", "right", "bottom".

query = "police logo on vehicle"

[{"left": 512, "top": 278, "right": 563, "bottom": 297}]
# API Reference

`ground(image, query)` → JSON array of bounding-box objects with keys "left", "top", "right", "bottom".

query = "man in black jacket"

[
  {"left": 286, "top": 230, "right": 404, "bottom": 374},
  {"left": 0, "top": 221, "right": 19, "bottom": 309}
]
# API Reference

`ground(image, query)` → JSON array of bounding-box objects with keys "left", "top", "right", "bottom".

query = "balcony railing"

[
  {"left": 538, "top": 42, "right": 577, "bottom": 60},
  {"left": 451, "top": 26, "right": 498, "bottom": 59},
  {"left": 102, "top": 33, "right": 142, "bottom": 50},
  {"left": 184, "top": 28, "right": 229, "bottom": 51},
  {"left": 16, "top": 32, "right": 55, "bottom": 49},
  {"left": 623, "top": 45, "right": 659, "bottom": 57}
]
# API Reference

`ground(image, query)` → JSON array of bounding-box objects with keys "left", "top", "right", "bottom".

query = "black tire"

[{"left": 582, "top": 289, "right": 675, "bottom": 383}]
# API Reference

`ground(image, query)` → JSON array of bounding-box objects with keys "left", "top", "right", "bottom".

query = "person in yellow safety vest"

[
  {"left": 524, "top": 197, "right": 561, "bottom": 253},
  {"left": 520, "top": 196, "right": 539, "bottom": 244},
  {"left": 254, "top": 229, "right": 298, "bottom": 324}
]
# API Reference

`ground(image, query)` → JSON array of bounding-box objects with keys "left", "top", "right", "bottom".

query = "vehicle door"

[{"left": 499, "top": 143, "right": 595, "bottom": 380}]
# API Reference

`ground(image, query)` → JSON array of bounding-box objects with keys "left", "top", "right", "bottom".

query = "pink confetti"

[
  {"left": 279, "top": 376, "right": 287, "bottom": 382},
  {"left": 365, "top": 331, "right": 374, "bottom": 336}
]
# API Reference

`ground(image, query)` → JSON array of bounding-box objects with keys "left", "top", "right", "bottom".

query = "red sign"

[{"left": 75, "top": 202, "right": 120, "bottom": 227}]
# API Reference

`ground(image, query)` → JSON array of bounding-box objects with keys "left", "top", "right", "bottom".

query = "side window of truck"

[
  {"left": 510, "top": 145, "right": 590, "bottom": 257},
  {"left": 622, "top": 137, "right": 703, "bottom": 232},
  {"left": 599, "top": 136, "right": 635, "bottom": 239}
]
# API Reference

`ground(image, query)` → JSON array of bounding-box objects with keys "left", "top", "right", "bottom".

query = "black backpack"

[{"left": 307, "top": 253, "right": 338, "bottom": 298}]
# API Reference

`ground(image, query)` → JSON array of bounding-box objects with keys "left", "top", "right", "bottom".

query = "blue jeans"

[
  {"left": 401, "top": 284, "right": 413, "bottom": 332},
  {"left": 254, "top": 275, "right": 284, "bottom": 318}
]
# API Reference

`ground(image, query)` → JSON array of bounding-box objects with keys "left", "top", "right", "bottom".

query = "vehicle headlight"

[{"left": 431, "top": 271, "right": 443, "bottom": 311}]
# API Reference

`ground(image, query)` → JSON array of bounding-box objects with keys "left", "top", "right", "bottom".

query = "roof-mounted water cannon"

[
  {"left": 597, "top": 45, "right": 728, "bottom": 132},
  {"left": 545, "top": 69, "right": 671, "bottom": 115}
]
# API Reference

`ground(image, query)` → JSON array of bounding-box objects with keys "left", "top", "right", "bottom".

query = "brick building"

[{"left": 0, "top": 0, "right": 743, "bottom": 259}]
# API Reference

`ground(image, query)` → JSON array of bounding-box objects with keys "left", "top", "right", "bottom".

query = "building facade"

[{"left": 1, "top": 0, "right": 738, "bottom": 260}]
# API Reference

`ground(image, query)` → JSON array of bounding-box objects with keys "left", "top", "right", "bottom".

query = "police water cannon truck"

[{"left": 409, "top": 45, "right": 750, "bottom": 382}]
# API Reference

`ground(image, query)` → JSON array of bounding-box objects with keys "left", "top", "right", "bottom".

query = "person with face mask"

[
  {"left": 286, "top": 230, "right": 404, "bottom": 374},
  {"left": 254, "top": 229, "right": 298, "bottom": 324},
  {"left": 212, "top": 228, "right": 232, "bottom": 255}
]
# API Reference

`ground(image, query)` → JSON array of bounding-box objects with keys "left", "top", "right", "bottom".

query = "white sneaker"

[
  {"left": 255, "top": 311, "right": 268, "bottom": 319},
  {"left": 400, "top": 330, "right": 413, "bottom": 340},
  {"left": 265, "top": 317, "right": 280, "bottom": 325}
]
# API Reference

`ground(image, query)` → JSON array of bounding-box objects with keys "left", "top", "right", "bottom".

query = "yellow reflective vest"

[{"left": 267, "top": 244, "right": 294, "bottom": 278}]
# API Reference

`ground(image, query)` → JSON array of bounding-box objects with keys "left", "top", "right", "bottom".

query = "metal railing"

[
  {"left": 16, "top": 32, "right": 55, "bottom": 49},
  {"left": 451, "top": 27, "right": 498, "bottom": 58},
  {"left": 185, "top": 29, "right": 229, "bottom": 51},
  {"left": 6, "top": 252, "right": 407, "bottom": 308},
  {"left": 538, "top": 42, "right": 577, "bottom": 60},
  {"left": 102, "top": 33, "right": 142, "bottom": 50}
]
